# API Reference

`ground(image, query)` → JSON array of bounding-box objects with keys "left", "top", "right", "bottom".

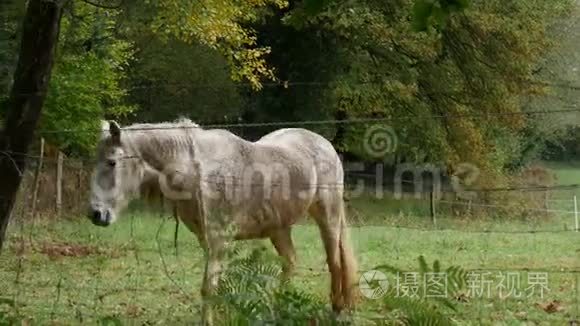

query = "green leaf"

[
  {"left": 99, "top": 316, "right": 123, "bottom": 326},
  {"left": 372, "top": 264, "right": 406, "bottom": 275},
  {"left": 412, "top": 0, "right": 470, "bottom": 32},
  {"left": 304, "top": 0, "right": 332, "bottom": 15},
  {"left": 431, "top": 4, "right": 447, "bottom": 30},
  {"left": 418, "top": 255, "right": 429, "bottom": 273},
  {"left": 412, "top": 0, "right": 435, "bottom": 32},
  {"left": 433, "top": 260, "right": 441, "bottom": 273}
]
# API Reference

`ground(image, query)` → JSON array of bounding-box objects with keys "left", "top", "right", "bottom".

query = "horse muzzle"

[{"left": 89, "top": 209, "right": 112, "bottom": 227}]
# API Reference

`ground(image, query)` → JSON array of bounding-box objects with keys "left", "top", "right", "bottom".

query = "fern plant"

[
  {"left": 211, "top": 247, "right": 467, "bottom": 326},
  {"left": 371, "top": 255, "right": 468, "bottom": 326},
  {"left": 0, "top": 297, "right": 20, "bottom": 326},
  {"left": 211, "top": 244, "right": 344, "bottom": 326}
]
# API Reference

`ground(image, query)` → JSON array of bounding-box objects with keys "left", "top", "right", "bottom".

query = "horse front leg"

[
  {"left": 200, "top": 236, "right": 226, "bottom": 325},
  {"left": 270, "top": 227, "right": 296, "bottom": 280}
]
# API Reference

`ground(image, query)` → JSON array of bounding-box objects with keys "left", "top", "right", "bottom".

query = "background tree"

[
  {"left": 124, "top": 34, "right": 244, "bottom": 125},
  {"left": 249, "top": 0, "right": 575, "bottom": 188},
  {"left": 524, "top": 2, "right": 580, "bottom": 162},
  {"left": 40, "top": 1, "right": 135, "bottom": 156},
  {"left": 0, "top": 0, "right": 297, "bottom": 251},
  {"left": 0, "top": 0, "right": 63, "bottom": 251},
  {"left": 0, "top": 0, "right": 26, "bottom": 119},
  {"left": 1, "top": 0, "right": 578, "bottom": 250}
]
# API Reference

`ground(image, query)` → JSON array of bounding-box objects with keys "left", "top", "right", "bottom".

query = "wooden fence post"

[
  {"left": 77, "top": 162, "right": 82, "bottom": 214},
  {"left": 430, "top": 190, "right": 436, "bottom": 226},
  {"left": 543, "top": 190, "right": 549, "bottom": 218},
  {"left": 574, "top": 195, "right": 579, "bottom": 232},
  {"left": 56, "top": 151, "right": 63, "bottom": 217},
  {"left": 30, "top": 138, "right": 45, "bottom": 220}
]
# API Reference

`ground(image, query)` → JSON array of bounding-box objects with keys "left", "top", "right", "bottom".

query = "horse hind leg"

[
  {"left": 336, "top": 199, "right": 359, "bottom": 309},
  {"left": 309, "top": 200, "right": 344, "bottom": 312},
  {"left": 269, "top": 228, "right": 296, "bottom": 279},
  {"left": 309, "top": 197, "right": 359, "bottom": 313}
]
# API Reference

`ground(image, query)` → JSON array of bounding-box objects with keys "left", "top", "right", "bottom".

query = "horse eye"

[{"left": 107, "top": 160, "right": 116, "bottom": 168}]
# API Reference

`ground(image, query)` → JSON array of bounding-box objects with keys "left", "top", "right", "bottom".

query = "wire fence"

[
  {"left": 1, "top": 121, "right": 580, "bottom": 324},
  {"left": 28, "top": 106, "right": 580, "bottom": 135},
  {"left": 1, "top": 167, "right": 579, "bottom": 324},
  {"left": 2, "top": 214, "right": 579, "bottom": 324},
  {"left": 2, "top": 212, "right": 579, "bottom": 324}
]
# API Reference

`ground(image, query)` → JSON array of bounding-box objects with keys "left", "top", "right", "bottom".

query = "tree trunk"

[{"left": 0, "top": 0, "right": 63, "bottom": 252}]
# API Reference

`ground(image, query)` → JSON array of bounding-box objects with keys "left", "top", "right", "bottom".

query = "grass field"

[
  {"left": 1, "top": 162, "right": 579, "bottom": 325},
  {"left": 542, "top": 161, "right": 580, "bottom": 185}
]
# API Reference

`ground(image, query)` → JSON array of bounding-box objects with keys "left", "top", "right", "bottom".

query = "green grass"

[
  {"left": 1, "top": 203, "right": 579, "bottom": 325},
  {"left": 542, "top": 160, "right": 580, "bottom": 185}
]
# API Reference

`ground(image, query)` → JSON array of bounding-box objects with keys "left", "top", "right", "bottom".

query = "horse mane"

[{"left": 122, "top": 117, "right": 200, "bottom": 131}]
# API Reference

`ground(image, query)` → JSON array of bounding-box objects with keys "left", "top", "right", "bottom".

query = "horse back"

[{"left": 256, "top": 128, "right": 344, "bottom": 182}]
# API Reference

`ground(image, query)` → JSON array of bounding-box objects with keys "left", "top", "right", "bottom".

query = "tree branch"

[{"left": 79, "top": 0, "right": 123, "bottom": 10}]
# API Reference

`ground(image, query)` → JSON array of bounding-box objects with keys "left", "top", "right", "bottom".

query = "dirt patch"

[
  {"left": 8, "top": 239, "right": 128, "bottom": 260},
  {"left": 40, "top": 242, "right": 100, "bottom": 258},
  {"left": 535, "top": 300, "right": 565, "bottom": 314},
  {"left": 31, "top": 241, "right": 126, "bottom": 260}
]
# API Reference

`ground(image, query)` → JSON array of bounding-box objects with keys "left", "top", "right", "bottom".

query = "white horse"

[{"left": 88, "top": 119, "right": 359, "bottom": 324}]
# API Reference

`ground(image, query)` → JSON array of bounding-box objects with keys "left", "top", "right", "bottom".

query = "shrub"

[{"left": 372, "top": 255, "right": 469, "bottom": 325}]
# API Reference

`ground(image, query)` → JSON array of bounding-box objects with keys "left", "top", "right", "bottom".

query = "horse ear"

[
  {"left": 109, "top": 120, "right": 121, "bottom": 144},
  {"left": 100, "top": 120, "right": 109, "bottom": 139}
]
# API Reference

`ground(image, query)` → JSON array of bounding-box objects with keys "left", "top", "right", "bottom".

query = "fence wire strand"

[{"left": 2, "top": 119, "right": 580, "bottom": 323}]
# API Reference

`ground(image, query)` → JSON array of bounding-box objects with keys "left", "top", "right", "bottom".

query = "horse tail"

[{"left": 338, "top": 199, "right": 359, "bottom": 308}]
